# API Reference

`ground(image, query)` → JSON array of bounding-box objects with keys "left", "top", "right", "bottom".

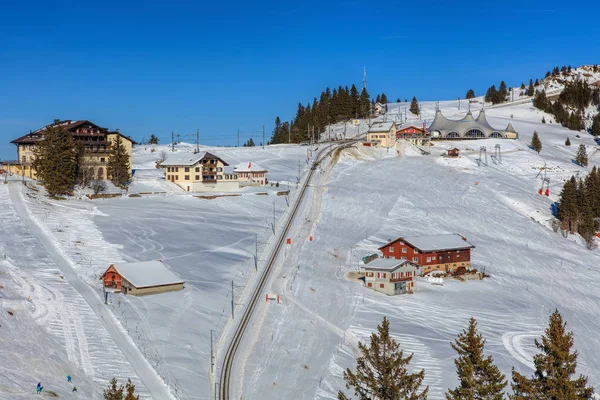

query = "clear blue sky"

[{"left": 1, "top": 0, "right": 598, "bottom": 160}]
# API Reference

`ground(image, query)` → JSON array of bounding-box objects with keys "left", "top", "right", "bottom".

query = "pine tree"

[
  {"left": 446, "top": 318, "right": 506, "bottom": 400},
  {"left": 107, "top": 134, "right": 131, "bottom": 188},
  {"left": 338, "top": 317, "right": 429, "bottom": 400},
  {"left": 33, "top": 125, "right": 78, "bottom": 197},
  {"left": 534, "top": 78, "right": 540, "bottom": 86},
  {"left": 375, "top": 94, "right": 381, "bottom": 103},
  {"left": 350, "top": 84, "right": 360, "bottom": 117},
  {"left": 104, "top": 378, "right": 124, "bottom": 400},
  {"left": 124, "top": 379, "right": 139, "bottom": 400},
  {"left": 381, "top": 93, "right": 388, "bottom": 104},
  {"left": 410, "top": 96, "right": 420, "bottom": 115},
  {"left": 148, "top": 134, "right": 159, "bottom": 144},
  {"left": 566, "top": 137, "right": 571, "bottom": 146},
  {"left": 576, "top": 144, "right": 589, "bottom": 167},
  {"left": 542, "top": 116, "right": 546, "bottom": 123},
  {"left": 485, "top": 85, "right": 497, "bottom": 103},
  {"left": 531, "top": 131, "right": 542, "bottom": 153},
  {"left": 558, "top": 176, "right": 579, "bottom": 233},
  {"left": 528, "top": 79, "right": 535, "bottom": 96},
  {"left": 360, "top": 87, "right": 371, "bottom": 117},
  {"left": 396, "top": 98, "right": 401, "bottom": 103},
  {"left": 591, "top": 114, "right": 600, "bottom": 136},
  {"left": 465, "top": 89, "right": 475, "bottom": 99},
  {"left": 520, "top": 82, "right": 526, "bottom": 90},
  {"left": 498, "top": 81, "right": 508, "bottom": 103},
  {"left": 510, "top": 310, "right": 594, "bottom": 400}
]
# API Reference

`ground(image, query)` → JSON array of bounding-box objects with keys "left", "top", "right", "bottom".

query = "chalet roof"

[
  {"left": 160, "top": 151, "right": 229, "bottom": 167},
  {"left": 234, "top": 162, "right": 267, "bottom": 172},
  {"left": 397, "top": 124, "right": 427, "bottom": 133},
  {"left": 223, "top": 166, "right": 236, "bottom": 175},
  {"left": 106, "top": 260, "right": 184, "bottom": 289},
  {"left": 402, "top": 234, "right": 474, "bottom": 252},
  {"left": 11, "top": 119, "right": 137, "bottom": 145},
  {"left": 368, "top": 121, "right": 396, "bottom": 133},
  {"left": 363, "top": 258, "right": 418, "bottom": 271}
]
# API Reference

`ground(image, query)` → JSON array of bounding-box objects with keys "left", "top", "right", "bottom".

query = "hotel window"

[
  {"left": 414, "top": 249, "right": 418, "bottom": 254},
  {"left": 185, "top": 175, "right": 190, "bottom": 180},
  {"left": 166, "top": 175, "right": 170, "bottom": 180},
  {"left": 22, "top": 156, "right": 26, "bottom": 163},
  {"left": 185, "top": 167, "right": 190, "bottom": 172},
  {"left": 100, "top": 157, "right": 105, "bottom": 162},
  {"left": 377, "top": 272, "right": 381, "bottom": 278},
  {"left": 432, "top": 256, "right": 436, "bottom": 260},
  {"left": 217, "top": 167, "right": 222, "bottom": 172},
  {"left": 426, "top": 257, "right": 431, "bottom": 263},
  {"left": 217, "top": 175, "right": 223, "bottom": 180},
  {"left": 401, "top": 257, "right": 406, "bottom": 260},
  {"left": 195, "top": 175, "right": 200, "bottom": 181},
  {"left": 380, "top": 284, "right": 384, "bottom": 288},
  {"left": 175, "top": 167, "right": 179, "bottom": 172},
  {"left": 383, "top": 273, "right": 386, "bottom": 278},
  {"left": 368, "top": 282, "right": 372, "bottom": 287},
  {"left": 457, "top": 254, "right": 460, "bottom": 258},
  {"left": 195, "top": 167, "right": 200, "bottom": 172},
  {"left": 412, "top": 257, "right": 418, "bottom": 262},
  {"left": 389, "top": 247, "right": 394, "bottom": 252},
  {"left": 402, "top": 248, "right": 407, "bottom": 253}
]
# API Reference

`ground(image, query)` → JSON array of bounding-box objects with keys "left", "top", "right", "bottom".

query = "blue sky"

[{"left": 1, "top": 0, "right": 598, "bottom": 160}]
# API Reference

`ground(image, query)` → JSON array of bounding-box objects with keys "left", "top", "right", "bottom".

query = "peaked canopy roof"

[{"left": 428, "top": 109, "right": 517, "bottom": 139}]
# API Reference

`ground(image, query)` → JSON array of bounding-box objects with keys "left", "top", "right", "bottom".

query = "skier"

[
  {"left": 67, "top": 374, "right": 71, "bottom": 383},
  {"left": 36, "top": 383, "right": 43, "bottom": 394},
  {"left": 72, "top": 386, "right": 77, "bottom": 392}
]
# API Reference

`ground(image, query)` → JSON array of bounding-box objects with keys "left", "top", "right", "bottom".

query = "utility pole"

[
  {"left": 210, "top": 329, "right": 214, "bottom": 373},
  {"left": 177, "top": 132, "right": 181, "bottom": 144},
  {"left": 297, "top": 160, "right": 301, "bottom": 188},
  {"left": 196, "top": 129, "right": 200, "bottom": 154},
  {"left": 254, "top": 233, "right": 258, "bottom": 271},
  {"left": 272, "top": 202, "right": 275, "bottom": 234},
  {"left": 237, "top": 128, "right": 240, "bottom": 148},
  {"left": 289, "top": 120, "right": 291, "bottom": 144},
  {"left": 231, "top": 280, "right": 234, "bottom": 319},
  {"left": 262, "top": 125, "right": 265, "bottom": 149},
  {"left": 308, "top": 123, "right": 310, "bottom": 144},
  {"left": 171, "top": 132, "right": 174, "bottom": 152},
  {"left": 458, "top": 97, "right": 461, "bottom": 110}
]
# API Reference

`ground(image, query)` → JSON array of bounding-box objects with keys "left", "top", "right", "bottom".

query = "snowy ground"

[{"left": 238, "top": 100, "right": 600, "bottom": 399}]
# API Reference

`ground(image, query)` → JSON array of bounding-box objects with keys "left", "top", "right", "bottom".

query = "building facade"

[
  {"left": 234, "top": 162, "right": 268, "bottom": 186},
  {"left": 379, "top": 234, "right": 475, "bottom": 274},
  {"left": 366, "top": 121, "right": 397, "bottom": 148},
  {"left": 8, "top": 119, "right": 136, "bottom": 180},
  {"left": 396, "top": 125, "right": 431, "bottom": 146},
  {"left": 101, "top": 260, "right": 185, "bottom": 296},
  {"left": 161, "top": 151, "right": 240, "bottom": 192},
  {"left": 428, "top": 109, "right": 518, "bottom": 139},
  {"left": 363, "top": 258, "right": 419, "bottom": 295}
]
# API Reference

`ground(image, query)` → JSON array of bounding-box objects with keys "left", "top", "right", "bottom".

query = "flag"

[{"left": 248, "top": 161, "right": 251, "bottom": 169}]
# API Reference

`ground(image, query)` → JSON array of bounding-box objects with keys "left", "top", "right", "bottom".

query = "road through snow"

[{"left": 8, "top": 183, "right": 175, "bottom": 400}]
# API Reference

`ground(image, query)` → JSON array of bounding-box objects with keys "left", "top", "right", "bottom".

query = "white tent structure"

[{"left": 428, "top": 109, "right": 518, "bottom": 139}]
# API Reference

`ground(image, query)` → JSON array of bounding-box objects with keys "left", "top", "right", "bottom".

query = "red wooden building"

[{"left": 379, "top": 234, "right": 475, "bottom": 274}]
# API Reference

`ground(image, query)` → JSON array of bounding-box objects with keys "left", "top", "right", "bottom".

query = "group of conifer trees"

[
  {"left": 33, "top": 126, "right": 131, "bottom": 197},
  {"left": 269, "top": 85, "right": 392, "bottom": 144},
  {"left": 484, "top": 81, "right": 509, "bottom": 105},
  {"left": 339, "top": 311, "right": 594, "bottom": 399},
  {"left": 557, "top": 166, "right": 600, "bottom": 247},
  {"left": 533, "top": 80, "right": 600, "bottom": 132}
]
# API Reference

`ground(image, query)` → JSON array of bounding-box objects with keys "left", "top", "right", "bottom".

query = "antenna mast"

[{"left": 363, "top": 66, "right": 367, "bottom": 90}]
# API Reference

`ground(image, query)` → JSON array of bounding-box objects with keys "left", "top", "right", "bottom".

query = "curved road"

[
  {"left": 8, "top": 183, "right": 175, "bottom": 400},
  {"left": 218, "top": 140, "right": 358, "bottom": 400}
]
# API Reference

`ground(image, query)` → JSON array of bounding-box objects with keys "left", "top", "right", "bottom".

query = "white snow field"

[
  {"left": 1, "top": 84, "right": 599, "bottom": 400},
  {"left": 238, "top": 101, "right": 600, "bottom": 399}
]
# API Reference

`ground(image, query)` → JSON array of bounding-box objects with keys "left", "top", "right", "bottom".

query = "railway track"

[{"left": 218, "top": 140, "right": 358, "bottom": 400}]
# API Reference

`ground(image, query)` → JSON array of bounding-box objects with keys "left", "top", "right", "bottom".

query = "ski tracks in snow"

[{"left": 501, "top": 331, "right": 541, "bottom": 370}]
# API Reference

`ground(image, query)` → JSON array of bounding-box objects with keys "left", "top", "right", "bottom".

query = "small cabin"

[
  {"left": 101, "top": 260, "right": 184, "bottom": 296},
  {"left": 447, "top": 148, "right": 460, "bottom": 158}
]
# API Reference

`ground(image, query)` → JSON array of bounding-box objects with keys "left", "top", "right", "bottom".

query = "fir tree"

[
  {"left": 576, "top": 144, "right": 589, "bottom": 167},
  {"left": 350, "top": 84, "right": 360, "bottom": 117},
  {"left": 591, "top": 114, "right": 600, "bottom": 136},
  {"left": 107, "top": 134, "right": 131, "bottom": 188},
  {"left": 410, "top": 96, "right": 420, "bottom": 115},
  {"left": 485, "top": 85, "right": 497, "bottom": 103},
  {"left": 338, "top": 317, "right": 429, "bottom": 400},
  {"left": 148, "top": 134, "right": 159, "bottom": 144},
  {"left": 566, "top": 137, "right": 571, "bottom": 146},
  {"left": 375, "top": 94, "right": 381, "bottom": 104},
  {"left": 360, "top": 87, "right": 371, "bottom": 117},
  {"left": 498, "top": 81, "right": 508, "bottom": 103},
  {"left": 124, "top": 379, "right": 139, "bottom": 400},
  {"left": 534, "top": 78, "right": 540, "bottom": 86},
  {"left": 381, "top": 93, "right": 388, "bottom": 104},
  {"left": 528, "top": 79, "right": 535, "bottom": 96},
  {"left": 510, "top": 310, "right": 594, "bottom": 400},
  {"left": 558, "top": 176, "right": 579, "bottom": 233},
  {"left": 396, "top": 98, "right": 401, "bottom": 103},
  {"left": 542, "top": 116, "right": 546, "bottom": 123},
  {"left": 104, "top": 378, "right": 124, "bottom": 400},
  {"left": 465, "top": 89, "right": 475, "bottom": 99},
  {"left": 33, "top": 125, "right": 78, "bottom": 197},
  {"left": 531, "top": 131, "right": 542, "bottom": 153},
  {"left": 446, "top": 318, "right": 506, "bottom": 400},
  {"left": 520, "top": 82, "right": 526, "bottom": 90}
]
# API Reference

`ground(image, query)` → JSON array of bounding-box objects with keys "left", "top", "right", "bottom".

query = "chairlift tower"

[
  {"left": 490, "top": 144, "right": 502, "bottom": 164},
  {"left": 477, "top": 146, "right": 487, "bottom": 166}
]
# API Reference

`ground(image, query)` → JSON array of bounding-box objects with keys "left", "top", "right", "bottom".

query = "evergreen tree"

[
  {"left": 591, "top": 114, "right": 600, "bottom": 136},
  {"left": 534, "top": 78, "right": 540, "bottom": 86},
  {"left": 350, "top": 84, "right": 360, "bottom": 117},
  {"left": 576, "top": 144, "right": 589, "bottom": 167},
  {"left": 380, "top": 93, "right": 388, "bottom": 104},
  {"left": 498, "top": 81, "right": 508, "bottom": 103},
  {"left": 542, "top": 116, "right": 546, "bottom": 123},
  {"left": 360, "top": 87, "right": 371, "bottom": 117},
  {"left": 396, "top": 98, "right": 401, "bottom": 103},
  {"left": 409, "top": 96, "right": 420, "bottom": 115},
  {"left": 375, "top": 94, "right": 381, "bottom": 104},
  {"left": 485, "top": 85, "right": 497, "bottom": 103},
  {"left": 465, "top": 89, "right": 475, "bottom": 99},
  {"left": 124, "top": 379, "right": 139, "bottom": 400},
  {"left": 33, "top": 125, "right": 78, "bottom": 197},
  {"left": 107, "top": 134, "right": 131, "bottom": 188},
  {"left": 533, "top": 90, "right": 550, "bottom": 111},
  {"left": 446, "top": 318, "right": 506, "bottom": 400},
  {"left": 104, "top": 378, "right": 124, "bottom": 400},
  {"left": 528, "top": 79, "right": 535, "bottom": 96},
  {"left": 566, "top": 137, "right": 571, "bottom": 146},
  {"left": 338, "top": 317, "right": 428, "bottom": 400},
  {"left": 511, "top": 310, "right": 594, "bottom": 400},
  {"left": 531, "top": 131, "right": 542, "bottom": 153},
  {"left": 545, "top": 71, "right": 551, "bottom": 78},
  {"left": 520, "top": 82, "right": 526, "bottom": 90},
  {"left": 148, "top": 134, "right": 159, "bottom": 144},
  {"left": 558, "top": 176, "right": 579, "bottom": 233}
]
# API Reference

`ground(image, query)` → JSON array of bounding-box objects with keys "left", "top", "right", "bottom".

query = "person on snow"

[
  {"left": 72, "top": 386, "right": 77, "bottom": 392},
  {"left": 67, "top": 374, "right": 71, "bottom": 383},
  {"left": 36, "top": 383, "right": 43, "bottom": 394}
]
